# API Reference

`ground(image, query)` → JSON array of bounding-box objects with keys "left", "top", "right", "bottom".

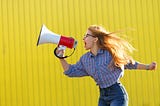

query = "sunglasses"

[{"left": 84, "top": 34, "right": 96, "bottom": 38}]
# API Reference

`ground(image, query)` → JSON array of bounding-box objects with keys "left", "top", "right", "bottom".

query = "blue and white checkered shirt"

[{"left": 64, "top": 49, "right": 138, "bottom": 88}]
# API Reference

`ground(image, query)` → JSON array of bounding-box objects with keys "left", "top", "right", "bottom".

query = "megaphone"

[{"left": 37, "top": 24, "right": 78, "bottom": 59}]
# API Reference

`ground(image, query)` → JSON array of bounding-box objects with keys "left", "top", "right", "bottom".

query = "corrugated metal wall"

[{"left": 0, "top": 0, "right": 160, "bottom": 106}]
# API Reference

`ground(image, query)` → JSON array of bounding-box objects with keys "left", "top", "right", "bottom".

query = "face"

[{"left": 83, "top": 30, "right": 98, "bottom": 50}]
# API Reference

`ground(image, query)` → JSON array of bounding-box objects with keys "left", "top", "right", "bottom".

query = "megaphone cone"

[{"left": 37, "top": 24, "right": 77, "bottom": 49}]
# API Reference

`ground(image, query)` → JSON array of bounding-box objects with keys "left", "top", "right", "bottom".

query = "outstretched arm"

[
  {"left": 56, "top": 47, "right": 88, "bottom": 77},
  {"left": 59, "top": 58, "right": 89, "bottom": 77}
]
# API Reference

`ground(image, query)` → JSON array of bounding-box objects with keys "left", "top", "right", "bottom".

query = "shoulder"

[
  {"left": 101, "top": 49, "right": 112, "bottom": 58},
  {"left": 103, "top": 49, "right": 111, "bottom": 55}
]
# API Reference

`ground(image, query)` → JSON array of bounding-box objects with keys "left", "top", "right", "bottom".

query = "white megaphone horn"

[{"left": 37, "top": 24, "right": 78, "bottom": 58}]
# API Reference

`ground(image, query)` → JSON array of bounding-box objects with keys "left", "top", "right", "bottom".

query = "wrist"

[
  {"left": 146, "top": 65, "right": 149, "bottom": 70},
  {"left": 59, "top": 58, "right": 65, "bottom": 61}
]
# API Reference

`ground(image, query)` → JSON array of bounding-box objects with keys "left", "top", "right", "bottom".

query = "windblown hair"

[{"left": 88, "top": 25, "right": 135, "bottom": 67}]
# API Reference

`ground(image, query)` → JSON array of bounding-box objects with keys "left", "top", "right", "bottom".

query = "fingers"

[
  {"left": 56, "top": 45, "right": 66, "bottom": 57},
  {"left": 58, "top": 45, "right": 66, "bottom": 50},
  {"left": 149, "top": 62, "right": 157, "bottom": 70},
  {"left": 152, "top": 62, "right": 157, "bottom": 70}
]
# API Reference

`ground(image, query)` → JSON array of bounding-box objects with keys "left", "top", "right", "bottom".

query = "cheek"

[
  {"left": 84, "top": 38, "right": 94, "bottom": 46},
  {"left": 85, "top": 39, "right": 91, "bottom": 44},
  {"left": 87, "top": 40, "right": 94, "bottom": 47}
]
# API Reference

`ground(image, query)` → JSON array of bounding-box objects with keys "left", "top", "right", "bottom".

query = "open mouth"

[{"left": 84, "top": 42, "right": 87, "bottom": 47}]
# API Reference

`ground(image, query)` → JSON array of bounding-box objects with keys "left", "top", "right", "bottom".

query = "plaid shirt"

[{"left": 64, "top": 49, "right": 138, "bottom": 88}]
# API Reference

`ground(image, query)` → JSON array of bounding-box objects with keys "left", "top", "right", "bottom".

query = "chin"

[
  {"left": 84, "top": 45, "right": 91, "bottom": 50},
  {"left": 85, "top": 48, "right": 90, "bottom": 50},
  {"left": 84, "top": 46, "right": 88, "bottom": 50}
]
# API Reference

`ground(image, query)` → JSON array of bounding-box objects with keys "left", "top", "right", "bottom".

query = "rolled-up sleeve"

[
  {"left": 64, "top": 57, "right": 89, "bottom": 77},
  {"left": 124, "top": 61, "right": 139, "bottom": 69}
]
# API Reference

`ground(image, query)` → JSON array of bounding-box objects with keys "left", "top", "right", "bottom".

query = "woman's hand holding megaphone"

[
  {"left": 54, "top": 44, "right": 76, "bottom": 59},
  {"left": 55, "top": 45, "right": 66, "bottom": 58}
]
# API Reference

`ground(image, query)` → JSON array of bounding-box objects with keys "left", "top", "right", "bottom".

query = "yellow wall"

[{"left": 0, "top": 0, "right": 160, "bottom": 106}]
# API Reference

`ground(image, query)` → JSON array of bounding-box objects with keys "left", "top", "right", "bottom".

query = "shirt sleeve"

[
  {"left": 124, "top": 61, "right": 139, "bottom": 69},
  {"left": 64, "top": 57, "right": 89, "bottom": 77}
]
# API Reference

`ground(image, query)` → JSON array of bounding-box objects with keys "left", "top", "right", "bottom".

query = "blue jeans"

[{"left": 98, "top": 82, "right": 128, "bottom": 106}]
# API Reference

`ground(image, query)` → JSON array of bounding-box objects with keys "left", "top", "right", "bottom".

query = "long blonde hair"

[{"left": 88, "top": 25, "right": 135, "bottom": 67}]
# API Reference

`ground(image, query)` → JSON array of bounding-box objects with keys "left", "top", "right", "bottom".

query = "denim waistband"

[{"left": 99, "top": 82, "right": 120, "bottom": 90}]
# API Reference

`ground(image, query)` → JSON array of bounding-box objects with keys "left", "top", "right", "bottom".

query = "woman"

[{"left": 57, "top": 25, "right": 157, "bottom": 106}]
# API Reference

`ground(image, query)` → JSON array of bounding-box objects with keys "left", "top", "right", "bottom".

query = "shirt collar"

[{"left": 89, "top": 49, "right": 104, "bottom": 57}]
